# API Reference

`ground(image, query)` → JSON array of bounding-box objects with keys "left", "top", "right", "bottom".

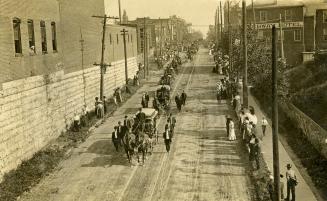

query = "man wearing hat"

[
  {"left": 286, "top": 163, "right": 297, "bottom": 201},
  {"left": 112, "top": 126, "right": 120, "bottom": 151}
]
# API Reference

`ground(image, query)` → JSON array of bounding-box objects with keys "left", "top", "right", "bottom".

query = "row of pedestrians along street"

[{"left": 211, "top": 50, "right": 319, "bottom": 201}]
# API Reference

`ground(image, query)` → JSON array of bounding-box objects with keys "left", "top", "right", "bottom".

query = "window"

[
  {"left": 27, "top": 20, "right": 35, "bottom": 52},
  {"left": 323, "top": 11, "right": 327, "bottom": 23},
  {"left": 40, "top": 21, "right": 47, "bottom": 53},
  {"left": 285, "top": 9, "right": 292, "bottom": 21},
  {"left": 51, "top": 22, "right": 57, "bottom": 52},
  {"left": 323, "top": 28, "right": 327, "bottom": 41},
  {"left": 116, "top": 34, "right": 119, "bottom": 44},
  {"left": 294, "top": 30, "right": 301, "bottom": 41},
  {"left": 13, "top": 18, "right": 22, "bottom": 54},
  {"left": 109, "top": 34, "right": 112, "bottom": 44},
  {"left": 259, "top": 11, "right": 267, "bottom": 22},
  {"left": 127, "top": 34, "right": 129, "bottom": 43},
  {"left": 131, "top": 34, "right": 133, "bottom": 43}
]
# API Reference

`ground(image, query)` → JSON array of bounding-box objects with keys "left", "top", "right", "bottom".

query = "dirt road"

[{"left": 20, "top": 49, "right": 256, "bottom": 201}]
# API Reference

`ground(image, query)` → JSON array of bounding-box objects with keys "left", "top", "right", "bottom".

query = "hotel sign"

[{"left": 252, "top": 21, "right": 304, "bottom": 29}]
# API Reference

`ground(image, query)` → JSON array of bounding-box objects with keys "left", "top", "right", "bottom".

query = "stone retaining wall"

[{"left": 0, "top": 57, "right": 138, "bottom": 179}]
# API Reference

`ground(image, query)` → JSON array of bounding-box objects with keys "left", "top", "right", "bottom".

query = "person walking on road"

[
  {"left": 225, "top": 116, "right": 231, "bottom": 137},
  {"left": 286, "top": 163, "right": 297, "bottom": 201},
  {"left": 261, "top": 117, "right": 268, "bottom": 137},
  {"left": 163, "top": 126, "right": 172, "bottom": 153},
  {"left": 175, "top": 93, "right": 182, "bottom": 112},
  {"left": 181, "top": 90, "right": 187, "bottom": 106},
  {"left": 228, "top": 118, "right": 236, "bottom": 141},
  {"left": 112, "top": 126, "right": 120, "bottom": 152},
  {"left": 249, "top": 137, "right": 260, "bottom": 170}
]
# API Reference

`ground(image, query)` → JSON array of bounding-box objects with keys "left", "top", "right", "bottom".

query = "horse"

[
  {"left": 121, "top": 129, "right": 137, "bottom": 164},
  {"left": 135, "top": 132, "right": 152, "bottom": 164}
]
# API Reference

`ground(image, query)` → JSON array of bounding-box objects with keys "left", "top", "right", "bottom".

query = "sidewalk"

[{"left": 248, "top": 94, "right": 318, "bottom": 201}]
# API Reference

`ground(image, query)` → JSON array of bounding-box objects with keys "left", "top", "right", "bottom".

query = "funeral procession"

[{"left": 1, "top": 0, "right": 327, "bottom": 201}]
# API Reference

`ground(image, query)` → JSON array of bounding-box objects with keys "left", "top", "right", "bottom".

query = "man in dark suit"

[
  {"left": 112, "top": 126, "right": 120, "bottom": 151},
  {"left": 145, "top": 92, "right": 150, "bottom": 108},
  {"left": 175, "top": 93, "right": 181, "bottom": 112},
  {"left": 163, "top": 126, "right": 173, "bottom": 152},
  {"left": 117, "top": 121, "right": 124, "bottom": 146},
  {"left": 181, "top": 90, "right": 187, "bottom": 106}
]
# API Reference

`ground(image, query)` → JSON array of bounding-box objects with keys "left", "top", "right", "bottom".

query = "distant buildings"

[{"left": 128, "top": 16, "right": 191, "bottom": 56}]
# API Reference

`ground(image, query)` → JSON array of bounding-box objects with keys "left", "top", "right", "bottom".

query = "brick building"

[
  {"left": 129, "top": 16, "right": 190, "bottom": 56},
  {"left": 248, "top": 1, "right": 327, "bottom": 66},
  {"left": 0, "top": 0, "right": 138, "bottom": 179}
]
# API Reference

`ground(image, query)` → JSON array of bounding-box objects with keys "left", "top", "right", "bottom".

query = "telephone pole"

[
  {"left": 220, "top": 1, "right": 223, "bottom": 42},
  {"left": 143, "top": 17, "right": 147, "bottom": 78},
  {"left": 252, "top": 0, "right": 256, "bottom": 30},
  {"left": 242, "top": 0, "right": 248, "bottom": 107},
  {"left": 228, "top": 0, "right": 232, "bottom": 80},
  {"left": 279, "top": 14, "right": 285, "bottom": 62},
  {"left": 121, "top": 28, "right": 129, "bottom": 85},
  {"left": 217, "top": 7, "right": 220, "bottom": 45},
  {"left": 118, "top": 0, "right": 122, "bottom": 24},
  {"left": 272, "top": 25, "right": 281, "bottom": 201},
  {"left": 92, "top": 14, "right": 118, "bottom": 100}
]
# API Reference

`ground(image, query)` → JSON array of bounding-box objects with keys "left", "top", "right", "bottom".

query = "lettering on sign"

[{"left": 252, "top": 21, "right": 304, "bottom": 29}]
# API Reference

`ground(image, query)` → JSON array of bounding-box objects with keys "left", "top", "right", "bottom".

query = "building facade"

[
  {"left": 248, "top": 1, "right": 327, "bottom": 66},
  {"left": 0, "top": 0, "right": 138, "bottom": 179}
]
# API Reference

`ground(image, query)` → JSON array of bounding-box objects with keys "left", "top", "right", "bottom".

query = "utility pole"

[
  {"left": 220, "top": 1, "right": 223, "bottom": 42},
  {"left": 272, "top": 25, "right": 281, "bottom": 201},
  {"left": 143, "top": 17, "right": 147, "bottom": 79},
  {"left": 242, "top": 0, "right": 248, "bottom": 107},
  {"left": 92, "top": 14, "right": 118, "bottom": 100},
  {"left": 118, "top": 0, "right": 122, "bottom": 24},
  {"left": 279, "top": 14, "right": 285, "bottom": 62},
  {"left": 252, "top": 0, "right": 256, "bottom": 30},
  {"left": 228, "top": 0, "right": 232, "bottom": 80},
  {"left": 217, "top": 7, "right": 220, "bottom": 46},
  {"left": 160, "top": 18, "right": 163, "bottom": 57},
  {"left": 121, "top": 28, "right": 129, "bottom": 86}
]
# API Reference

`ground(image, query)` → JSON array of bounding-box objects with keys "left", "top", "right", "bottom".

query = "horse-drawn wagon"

[{"left": 156, "top": 85, "right": 171, "bottom": 110}]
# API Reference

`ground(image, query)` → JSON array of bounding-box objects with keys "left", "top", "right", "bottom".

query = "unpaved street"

[{"left": 20, "top": 49, "right": 256, "bottom": 201}]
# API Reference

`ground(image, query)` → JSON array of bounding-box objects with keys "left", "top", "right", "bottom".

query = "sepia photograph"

[{"left": 0, "top": 0, "right": 326, "bottom": 201}]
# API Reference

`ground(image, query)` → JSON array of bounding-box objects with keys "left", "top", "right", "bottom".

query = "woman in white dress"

[{"left": 229, "top": 119, "right": 236, "bottom": 141}]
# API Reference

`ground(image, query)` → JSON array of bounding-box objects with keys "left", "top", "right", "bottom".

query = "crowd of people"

[{"left": 209, "top": 44, "right": 297, "bottom": 201}]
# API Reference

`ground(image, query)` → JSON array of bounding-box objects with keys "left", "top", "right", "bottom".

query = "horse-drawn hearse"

[
  {"left": 120, "top": 108, "right": 159, "bottom": 165},
  {"left": 159, "top": 74, "right": 173, "bottom": 86},
  {"left": 156, "top": 85, "right": 171, "bottom": 110}
]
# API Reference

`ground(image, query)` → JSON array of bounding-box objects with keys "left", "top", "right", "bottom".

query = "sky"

[
  {"left": 104, "top": 0, "right": 322, "bottom": 37},
  {"left": 105, "top": 0, "right": 221, "bottom": 36}
]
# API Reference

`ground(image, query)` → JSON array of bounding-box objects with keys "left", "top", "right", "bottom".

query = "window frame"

[
  {"left": 13, "top": 18, "right": 22, "bottom": 55},
  {"left": 51, "top": 22, "right": 57, "bottom": 52},
  {"left": 40, "top": 20, "right": 48, "bottom": 54},
  {"left": 323, "top": 28, "right": 327, "bottom": 41},
  {"left": 323, "top": 11, "right": 327, "bottom": 23},
  {"left": 294, "top": 29, "right": 301, "bottom": 41},
  {"left": 259, "top": 11, "right": 267, "bottom": 22},
  {"left": 285, "top": 9, "right": 293, "bottom": 21},
  {"left": 27, "top": 19, "right": 36, "bottom": 54}
]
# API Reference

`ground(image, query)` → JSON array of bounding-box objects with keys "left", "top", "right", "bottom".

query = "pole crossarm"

[{"left": 92, "top": 15, "right": 119, "bottom": 19}]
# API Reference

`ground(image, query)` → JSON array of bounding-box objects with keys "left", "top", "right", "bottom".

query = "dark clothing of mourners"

[
  {"left": 175, "top": 96, "right": 181, "bottom": 111},
  {"left": 181, "top": 92, "right": 187, "bottom": 106},
  {"left": 249, "top": 142, "right": 260, "bottom": 170}
]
